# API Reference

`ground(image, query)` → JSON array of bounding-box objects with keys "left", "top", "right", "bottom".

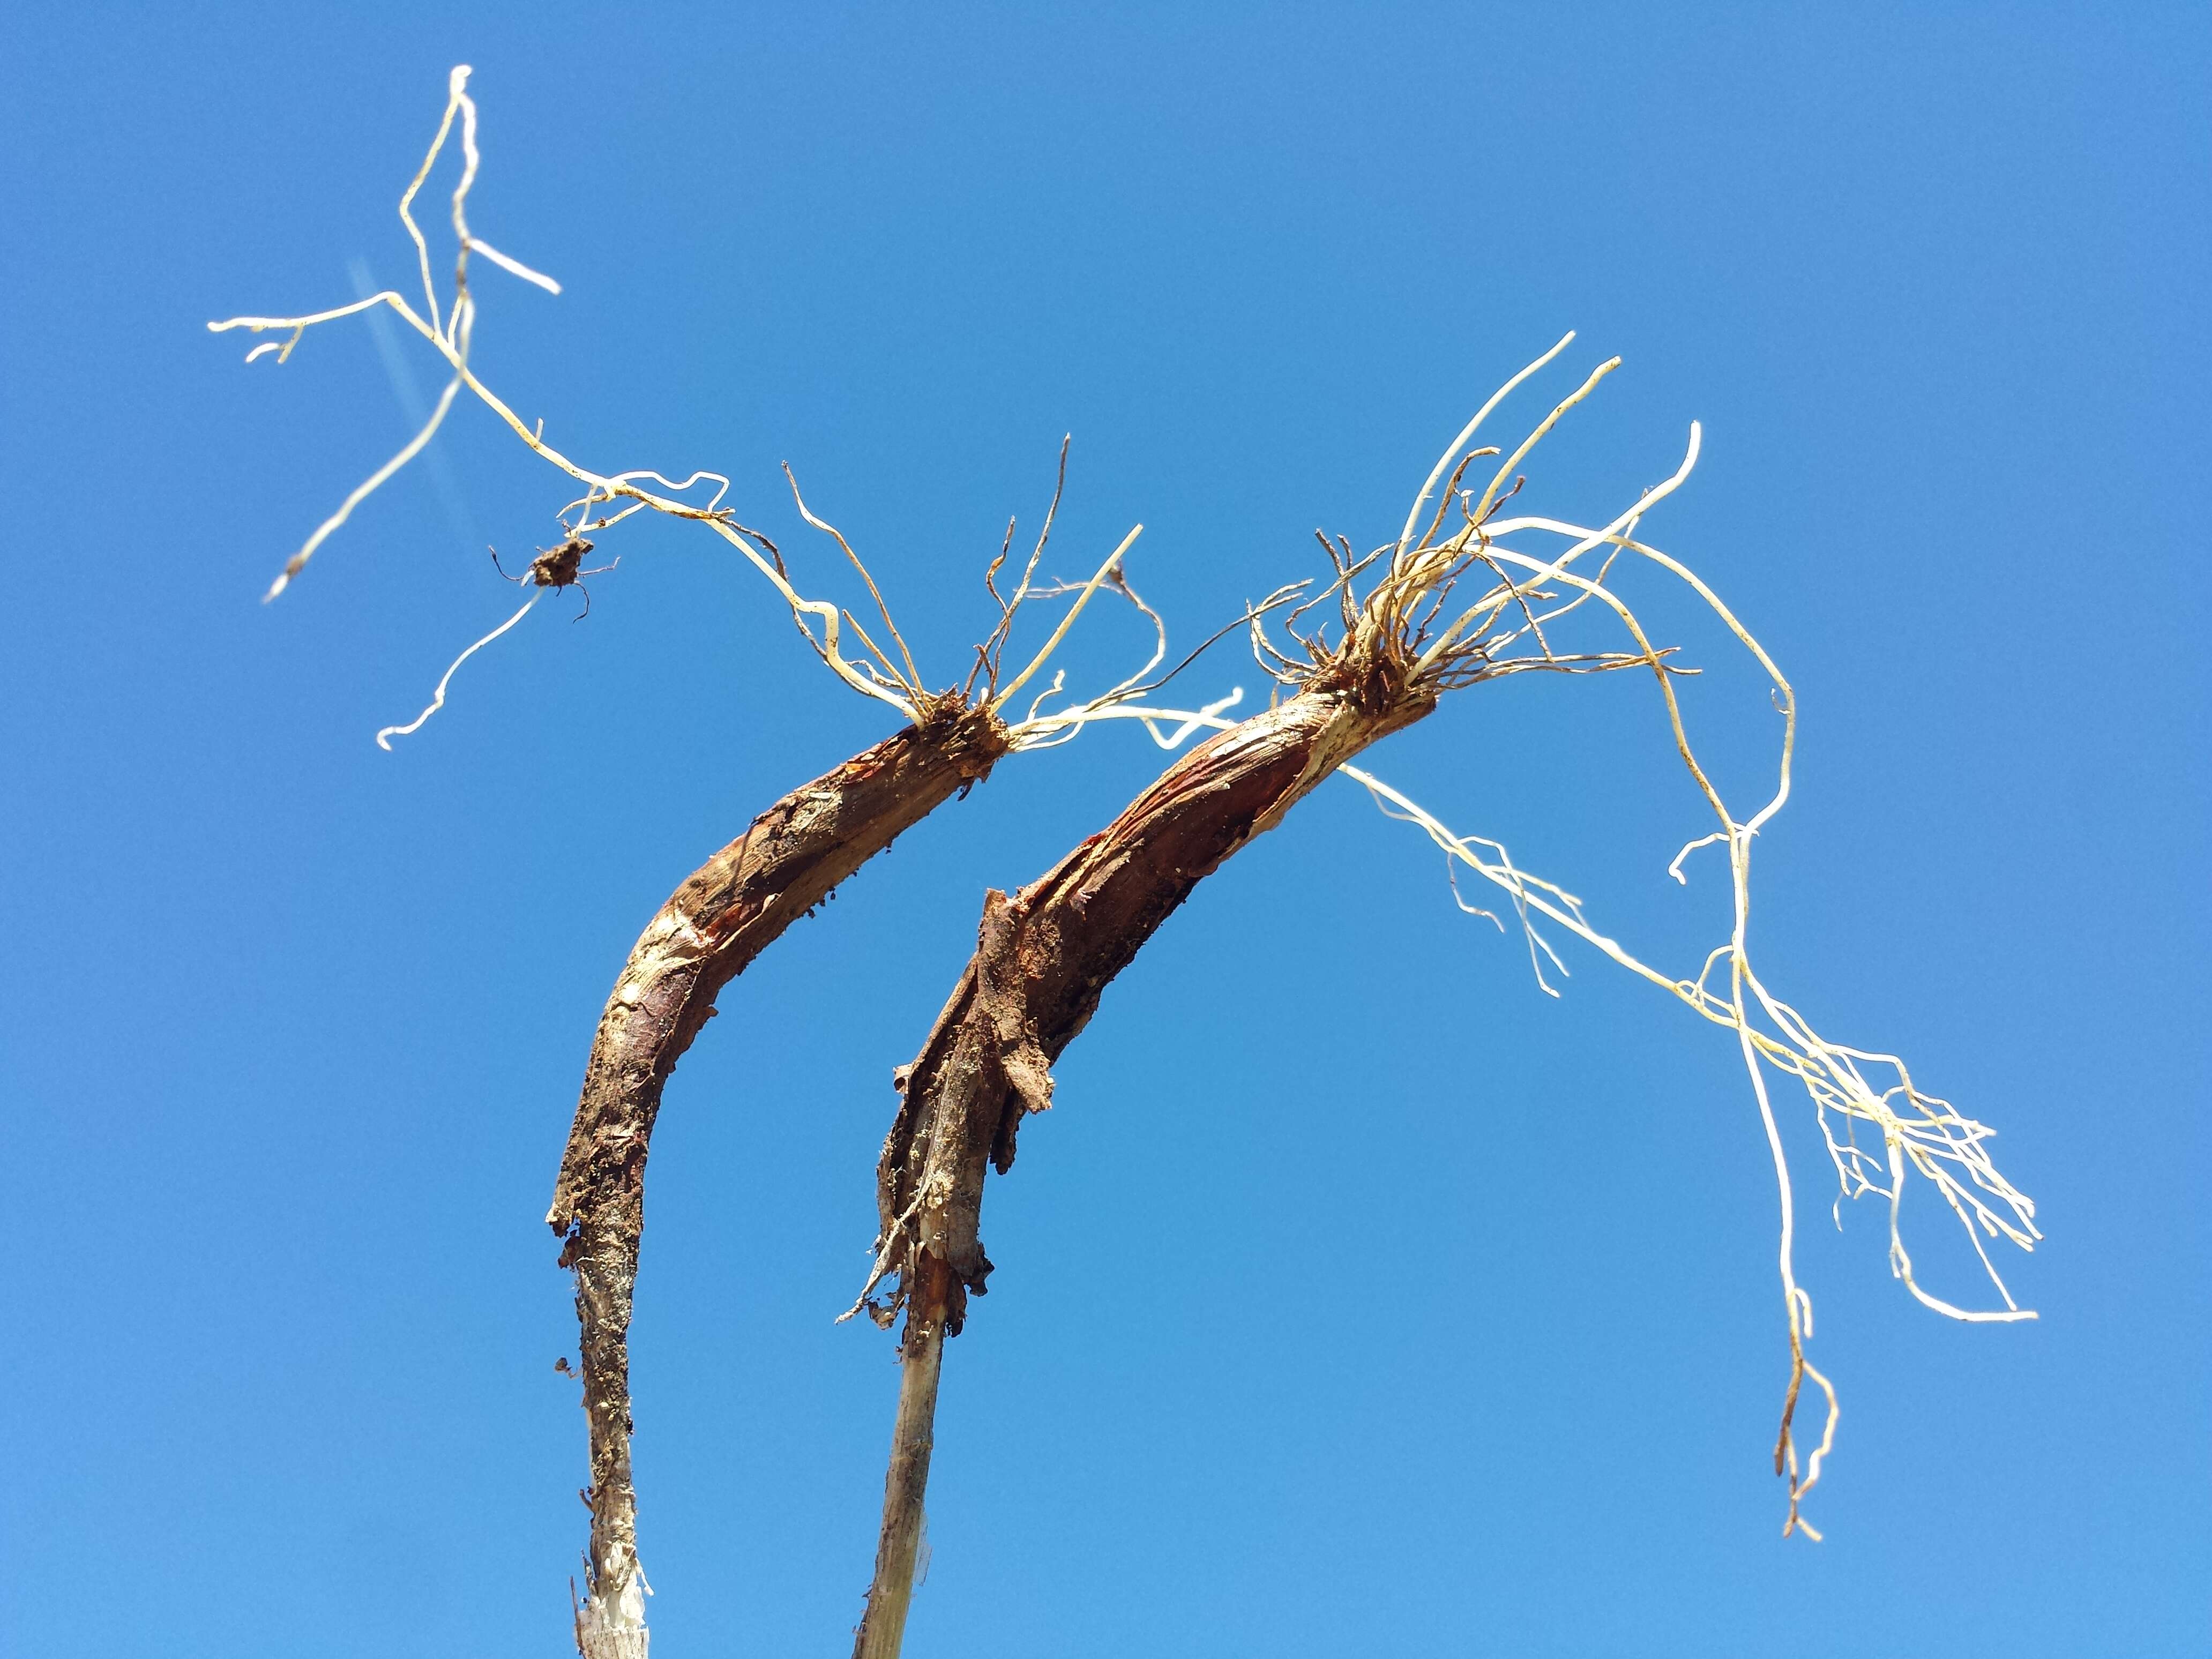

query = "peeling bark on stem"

[
  {"left": 549, "top": 702, "right": 1008, "bottom": 1659},
  {"left": 851, "top": 676, "right": 1435, "bottom": 1657}
]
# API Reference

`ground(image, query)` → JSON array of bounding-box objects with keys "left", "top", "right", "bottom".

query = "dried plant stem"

[
  {"left": 549, "top": 703, "right": 1009, "bottom": 1659},
  {"left": 853, "top": 1253, "right": 957, "bottom": 1659},
  {"left": 850, "top": 681, "right": 1436, "bottom": 1656}
]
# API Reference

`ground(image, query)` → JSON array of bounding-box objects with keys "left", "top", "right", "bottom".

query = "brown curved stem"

[
  {"left": 549, "top": 701, "right": 1008, "bottom": 1659},
  {"left": 851, "top": 675, "right": 1436, "bottom": 1657}
]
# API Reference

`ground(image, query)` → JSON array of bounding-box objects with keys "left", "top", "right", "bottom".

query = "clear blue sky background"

[{"left": 3, "top": 5, "right": 2206, "bottom": 1655}]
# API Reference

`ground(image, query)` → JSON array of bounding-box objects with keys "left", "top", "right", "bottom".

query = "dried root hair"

[
  {"left": 213, "top": 68, "right": 1240, "bottom": 754},
  {"left": 1089, "top": 333, "right": 2037, "bottom": 1537}
]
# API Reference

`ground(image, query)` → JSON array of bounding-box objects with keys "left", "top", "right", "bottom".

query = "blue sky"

[{"left": 3, "top": 4, "right": 2206, "bottom": 1655}]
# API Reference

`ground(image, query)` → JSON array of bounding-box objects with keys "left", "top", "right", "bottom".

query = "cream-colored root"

[
  {"left": 1089, "top": 342, "right": 2035, "bottom": 1539},
  {"left": 373, "top": 590, "right": 540, "bottom": 750}
]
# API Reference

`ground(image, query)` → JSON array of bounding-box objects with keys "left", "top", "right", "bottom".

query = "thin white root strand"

[
  {"left": 264, "top": 371, "right": 464, "bottom": 601},
  {"left": 1395, "top": 330, "right": 1577, "bottom": 559},
  {"left": 375, "top": 591, "right": 540, "bottom": 750},
  {"left": 211, "top": 64, "right": 922, "bottom": 722},
  {"left": 1397, "top": 371, "right": 2034, "bottom": 1536},
  {"left": 1003, "top": 689, "right": 1246, "bottom": 755},
  {"left": 1138, "top": 689, "right": 1245, "bottom": 748},
  {"left": 467, "top": 237, "right": 561, "bottom": 293},
  {"left": 992, "top": 525, "right": 1145, "bottom": 713},
  {"left": 1134, "top": 350, "right": 2035, "bottom": 1540}
]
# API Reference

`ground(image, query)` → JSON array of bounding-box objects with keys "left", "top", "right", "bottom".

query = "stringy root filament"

[
  {"left": 213, "top": 68, "right": 1239, "bottom": 760},
  {"left": 1096, "top": 338, "right": 2036, "bottom": 1534}
]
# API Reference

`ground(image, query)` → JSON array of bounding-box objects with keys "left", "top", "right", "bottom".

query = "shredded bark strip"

[{"left": 549, "top": 699, "right": 1007, "bottom": 1659}]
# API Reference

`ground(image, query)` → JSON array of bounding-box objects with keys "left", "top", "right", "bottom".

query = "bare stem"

[{"left": 852, "top": 1252, "right": 956, "bottom": 1659}]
